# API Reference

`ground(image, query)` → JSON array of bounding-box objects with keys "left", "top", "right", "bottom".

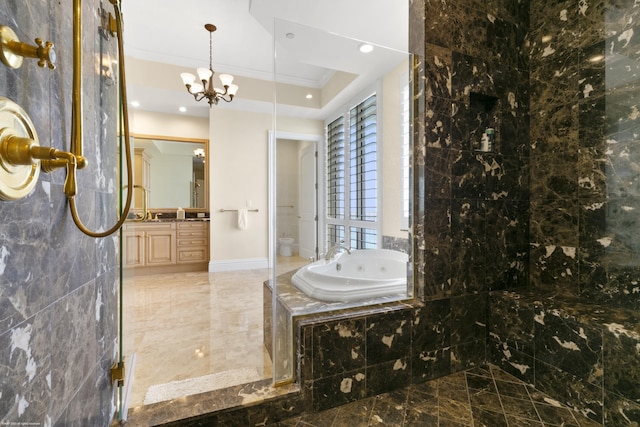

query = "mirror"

[{"left": 131, "top": 134, "right": 208, "bottom": 211}]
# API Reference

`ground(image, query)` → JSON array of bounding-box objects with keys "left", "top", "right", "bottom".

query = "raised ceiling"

[{"left": 121, "top": 0, "right": 408, "bottom": 119}]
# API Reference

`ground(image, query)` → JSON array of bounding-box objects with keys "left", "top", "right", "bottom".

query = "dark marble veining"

[
  {"left": 127, "top": 0, "right": 640, "bottom": 425},
  {"left": 6, "top": 0, "right": 640, "bottom": 425},
  {"left": 0, "top": 1, "right": 120, "bottom": 425},
  {"left": 268, "top": 365, "right": 601, "bottom": 427},
  {"left": 527, "top": 0, "right": 640, "bottom": 310},
  {"left": 490, "top": 290, "right": 640, "bottom": 424}
]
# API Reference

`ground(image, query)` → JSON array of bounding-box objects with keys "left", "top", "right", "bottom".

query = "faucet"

[
  {"left": 124, "top": 184, "right": 148, "bottom": 221},
  {"left": 325, "top": 244, "right": 351, "bottom": 261}
]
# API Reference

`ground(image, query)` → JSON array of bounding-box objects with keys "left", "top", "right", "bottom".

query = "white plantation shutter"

[{"left": 326, "top": 93, "right": 379, "bottom": 250}]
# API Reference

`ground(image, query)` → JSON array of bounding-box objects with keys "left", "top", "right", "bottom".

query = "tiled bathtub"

[{"left": 264, "top": 272, "right": 488, "bottom": 413}]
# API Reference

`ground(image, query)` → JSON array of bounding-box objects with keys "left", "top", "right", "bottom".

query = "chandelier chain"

[{"left": 209, "top": 30, "right": 213, "bottom": 72}]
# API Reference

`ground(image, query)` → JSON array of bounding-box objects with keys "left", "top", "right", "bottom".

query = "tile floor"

[
  {"left": 122, "top": 260, "right": 604, "bottom": 426},
  {"left": 122, "top": 256, "right": 308, "bottom": 408},
  {"left": 268, "top": 365, "right": 603, "bottom": 427}
]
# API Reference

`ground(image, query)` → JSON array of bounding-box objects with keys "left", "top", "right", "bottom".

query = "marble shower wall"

[
  {"left": 410, "top": 0, "right": 531, "bottom": 377},
  {"left": 530, "top": 0, "right": 640, "bottom": 309},
  {"left": 0, "top": 1, "right": 120, "bottom": 425}
]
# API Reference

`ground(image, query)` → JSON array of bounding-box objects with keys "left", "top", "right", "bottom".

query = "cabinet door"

[
  {"left": 123, "top": 231, "right": 145, "bottom": 268},
  {"left": 146, "top": 230, "right": 177, "bottom": 266}
]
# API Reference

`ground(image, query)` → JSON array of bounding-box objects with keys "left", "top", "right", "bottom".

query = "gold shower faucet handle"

[{"left": 0, "top": 25, "right": 56, "bottom": 69}]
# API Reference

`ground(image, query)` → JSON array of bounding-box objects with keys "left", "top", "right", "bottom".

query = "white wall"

[
  {"left": 210, "top": 108, "right": 322, "bottom": 268},
  {"left": 381, "top": 60, "right": 410, "bottom": 239},
  {"left": 131, "top": 108, "right": 322, "bottom": 270},
  {"left": 131, "top": 110, "right": 209, "bottom": 139}
]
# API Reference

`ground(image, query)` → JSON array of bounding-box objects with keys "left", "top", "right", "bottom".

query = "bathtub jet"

[{"left": 291, "top": 249, "right": 409, "bottom": 302}]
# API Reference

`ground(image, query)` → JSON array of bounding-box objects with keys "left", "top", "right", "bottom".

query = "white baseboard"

[{"left": 208, "top": 257, "right": 269, "bottom": 272}]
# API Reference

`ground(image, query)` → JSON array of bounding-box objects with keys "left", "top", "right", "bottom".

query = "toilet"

[{"left": 278, "top": 237, "right": 294, "bottom": 257}]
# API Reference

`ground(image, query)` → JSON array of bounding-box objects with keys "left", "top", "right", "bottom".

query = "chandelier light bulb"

[
  {"left": 218, "top": 73, "right": 233, "bottom": 87},
  {"left": 197, "top": 67, "right": 212, "bottom": 82},
  {"left": 180, "top": 72, "right": 196, "bottom": 86}
]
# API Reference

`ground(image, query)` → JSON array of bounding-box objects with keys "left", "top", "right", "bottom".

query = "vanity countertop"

[{"left": 128, "top": 218, "right": 210, "bottom": 223}]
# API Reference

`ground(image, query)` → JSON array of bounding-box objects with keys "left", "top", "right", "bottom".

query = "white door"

[{"left": 298, "top": 144, "right": 317, "bottom": 259}]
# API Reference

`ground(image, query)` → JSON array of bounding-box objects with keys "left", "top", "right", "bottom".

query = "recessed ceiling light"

[
  {"left": 131, "top": 101, "right": 140, "bottom": 107},
  {"left": 306, "top": 94, "right": 313, "bottom": 99},
  {"left": 179, "top": 106, "right": 187, "bottom": 112},
  {"left": 359, "top": 43, "right": 374, "bottom": 53},
  {"left": 285, "top": 32, "right": 295, "bottom": 39}
]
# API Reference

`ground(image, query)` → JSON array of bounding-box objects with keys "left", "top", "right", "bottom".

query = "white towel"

[{"left": 237, "top": 209, "right": 248, "bottom": 230}]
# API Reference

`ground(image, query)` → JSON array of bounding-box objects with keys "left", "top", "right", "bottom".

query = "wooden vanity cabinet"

[
  {"left": 122, "top": 226, "right": 145, "bottom": 268},
  {"left": 122, "top": 221, "right": 208, "bottom": 273},
  {"left": 145, "top": 224, "right": 177, "bottom": 266},
  {"left": 176, "top": 221, "right": 209, "bottom": 264}
]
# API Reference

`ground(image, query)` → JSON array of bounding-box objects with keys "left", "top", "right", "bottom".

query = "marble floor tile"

[
  {"left": 123, "top": 257, "right": 603, "bottom": 426},
  {"left": 122, "top": 256, "right": 309, "bottom": 408},
  {"left": 269, "top": 364, "right": 603, "bottom": 427}
]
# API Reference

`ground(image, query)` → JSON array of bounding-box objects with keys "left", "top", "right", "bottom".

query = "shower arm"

[
  {"left": 0, "top": 0, "right": 134, "bottom": 236},
  {"left": 66, "top": 0, "right": 134, "bottom": 237}
]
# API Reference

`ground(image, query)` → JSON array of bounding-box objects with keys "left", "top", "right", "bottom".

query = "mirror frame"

[{"left": 130, "top": 133, "right": 209, "bottom": 214}]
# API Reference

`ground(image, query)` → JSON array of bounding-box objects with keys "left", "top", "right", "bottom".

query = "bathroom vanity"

[{"left": 122, "top": 219, "right": 209, "bottom": 274}]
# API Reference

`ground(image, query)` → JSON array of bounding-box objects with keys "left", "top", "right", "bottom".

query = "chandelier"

[{"left": 180, "top": 24, "right": 238, "bottom": 107}]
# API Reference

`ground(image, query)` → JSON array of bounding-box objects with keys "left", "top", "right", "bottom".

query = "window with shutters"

[{"left": 325, "top": 93, "right": 379, "bottom": 250}]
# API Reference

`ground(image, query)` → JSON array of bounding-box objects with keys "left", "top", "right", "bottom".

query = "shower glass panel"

[
  {"left": 118, "top": 135, "right": 140, "bottom": 420},
  {"left": 271, "top": 19, "right": 415, "bottom": 384}
]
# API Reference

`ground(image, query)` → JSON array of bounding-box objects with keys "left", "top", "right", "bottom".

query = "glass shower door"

[{"left": 270, "top": 18, "right": 415, "bottom": 384}]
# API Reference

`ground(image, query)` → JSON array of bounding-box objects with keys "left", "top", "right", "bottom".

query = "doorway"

[{"left": 275, "top": 132, "right": 322, "bottom": 264}]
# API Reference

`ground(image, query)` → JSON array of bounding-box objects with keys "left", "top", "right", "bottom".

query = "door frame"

[
  {"left": 297, "top": 141, "right": 318, "bottom": 259},
  {"left": 268, "top": 130, "right": 323, "bottom": 263}
]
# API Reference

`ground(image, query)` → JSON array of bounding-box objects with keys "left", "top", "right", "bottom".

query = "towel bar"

[{"left": 219, "top": 208, "right": 259, "bottom": 212}]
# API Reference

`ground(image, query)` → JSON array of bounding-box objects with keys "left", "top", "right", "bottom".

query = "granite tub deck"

[{"left": 490, "top": 289, "right": 640, "bottom": 425}]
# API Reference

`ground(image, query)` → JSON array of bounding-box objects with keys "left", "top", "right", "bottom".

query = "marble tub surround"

[
  {"left": 295, "top": 295, "right": 487, "bottom": 414},
  {"left": 270, "top": 271, "right": 411, "bottom": 318},
  {"left": 490, "top": 290, "right": 640, "bottom": 424},
  {"left": 263, "top": 242, "right": 489, "bottom": 415},
  {"left": 264, "top": 271, "right": 414, "bottom": 388}
]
